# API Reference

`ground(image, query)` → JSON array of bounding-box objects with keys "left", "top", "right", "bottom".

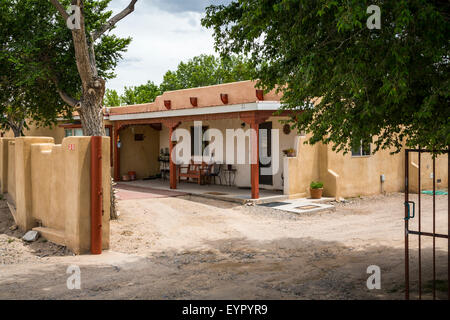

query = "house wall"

[
  {"left": 324, "top": 144, "right": 405, "bottom": 197},
  {"left": 408, "top": 152, "right": 448, "bottom": 193},
  {"left": 0, "top": 136, "right": 111, "bottom": 254},
  {"left": 283, "top": 137, "right": 448, "bottom": 199},
  {"left": 283, "top": 135, "right": 320, "bottom": 198},
  {"left": 159, "top": 116, "right": 299, "bottom": 190},
  {"left": 3, "top": 122, "right": 66, "bottom": 144},
  {"left": 119, "top": 125, "right": 160, "bottom": 179}
]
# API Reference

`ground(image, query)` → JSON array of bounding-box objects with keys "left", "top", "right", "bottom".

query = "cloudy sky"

[{"left": 107, "top": 0, "right": 231, "bottom": 94}]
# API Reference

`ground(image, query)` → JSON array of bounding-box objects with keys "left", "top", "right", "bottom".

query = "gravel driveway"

[{"left": 0, "top": 192, "right": 448, "bottom": 300}]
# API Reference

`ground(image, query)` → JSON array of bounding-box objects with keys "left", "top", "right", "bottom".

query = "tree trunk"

[
  {"left": 12, "top": 127, "right": 22, "bottom": 137},
  {"left": 79, "top": 78, "right": 106, "bottom": 136},
  {"left": 50, "top": 0, "right": 138, "bottom": 220}
]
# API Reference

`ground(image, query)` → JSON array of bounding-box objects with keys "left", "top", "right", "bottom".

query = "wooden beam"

[{"left": 162, "top": 121, "right": 181, "bottom": 190}]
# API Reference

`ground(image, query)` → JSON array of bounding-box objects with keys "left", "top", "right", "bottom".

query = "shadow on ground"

[{"left": 0, "top": 235, "right": 447, "bottom": 300}]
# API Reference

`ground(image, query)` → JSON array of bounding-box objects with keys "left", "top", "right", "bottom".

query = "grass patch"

[
  {"left": 423, "top": 279, "right": 448, "bottom": 293},
  {"left": 7, "top": 238, "right": 14, "bottom": 244}
]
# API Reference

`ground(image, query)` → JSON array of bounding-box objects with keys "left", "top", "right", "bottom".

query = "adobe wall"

[
  {"left": 0, "top": 136, "right": 110, "bottom": 254},
  {"left": 119, "top": 125, "right": 160, "bottom": 179},
  {"left": 408, "top": 152, "right": 448, "bottom": 194},
  {"left": 2, "top": 122, "right": 66, "bottom": 144},
  {"left": 284, "top": 138, "right": 448, "bottom": 199}
]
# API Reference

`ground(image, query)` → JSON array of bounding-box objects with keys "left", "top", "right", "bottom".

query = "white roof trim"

[{"left": 108, "top": 101, "right": 282, "bottom": 121}]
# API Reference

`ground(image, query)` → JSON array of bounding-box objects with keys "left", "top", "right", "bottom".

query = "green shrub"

[{"left": 310, "top": 181, "right": 324, "bottom": 189}]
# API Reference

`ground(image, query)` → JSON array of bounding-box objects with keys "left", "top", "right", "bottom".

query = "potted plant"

[
  {"left": 310, "top": 181, "right": 324, "bottom": 199},
  {"left": 283, "top": 148, "right": 296, "bottom": 157}
]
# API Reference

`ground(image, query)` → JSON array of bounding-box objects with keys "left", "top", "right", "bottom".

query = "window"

[
  {"left": 64, "top": 128, "right": 83, "bottom": 137},
  {"left": 352, "top": 140, "right": 371, "bottom": 157},
  {"left": 190, "top": 126, "right": 209, "bottom": 157}
]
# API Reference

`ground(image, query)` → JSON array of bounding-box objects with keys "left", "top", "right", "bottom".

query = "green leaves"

[
  {"left": 160, "top": 54, "right": 254, "bottom": 92},
  {"left": 0, "top": 0, "right": 131, "bottom": 131},
  {"left": 202, "top": 0, "right": 450, "bottom": 153}
]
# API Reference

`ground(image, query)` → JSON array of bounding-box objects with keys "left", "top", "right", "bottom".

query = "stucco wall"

[
  {"left": 0, "top": 137, "right": 110, "bottom": 254},
  {"left": 31, "top": 143, "right": 65, "bottom": 231},
  {"left": 283, "top": 136, "right": 320, "bottom": 197},
  {"left": 408, "top": 152, "right": 448, "bottom": 193},
  {"left": 3, "top": 122, "right": 66, "bottom": 144},
  {"left": 119, "top": 125, "right": 160, "bottom": 179},
  {"left": 283, "top": 138, "right": 448, "bottom": 199}
]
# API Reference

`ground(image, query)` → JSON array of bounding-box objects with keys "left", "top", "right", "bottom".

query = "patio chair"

[{"left": 207, "top": 164, "right": 222, "bottom": 185}]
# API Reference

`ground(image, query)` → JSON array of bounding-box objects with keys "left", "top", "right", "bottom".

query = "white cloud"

[{"left": 105, "top": 0, "right": 229, "bottom": 94}]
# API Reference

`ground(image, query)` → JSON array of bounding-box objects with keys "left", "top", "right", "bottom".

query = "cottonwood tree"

[
  {"left": 160, "top": 54, "right": 254, "bottom": 92},
  {"left": 49, "top": 0, "right": 138, "bottom": 135},
  {"left": 203, "top": 0, "right": 450, "bottom": 153},
  {"left": 0, "top": 0, "right": 132, "bottom": 137}
]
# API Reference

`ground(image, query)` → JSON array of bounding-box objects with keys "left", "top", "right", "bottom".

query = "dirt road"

[{"left": 0, "top": 192, "right": 447, "bottom": 299}]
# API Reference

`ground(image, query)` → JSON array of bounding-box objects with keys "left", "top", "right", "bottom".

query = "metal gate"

[{"left": 404, "top": 149, "right": 449, "bottom": 300}]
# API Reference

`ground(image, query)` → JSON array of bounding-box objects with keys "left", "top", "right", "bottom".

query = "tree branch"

[
  {"left": 49, "top": 0, "right": 69, "bottom": 21},
  {"left": 57, "top": 88, "right": 80, "bottom": 108},
  {"left": 92, "top": 0, "right": 138, "bottom": 41}
]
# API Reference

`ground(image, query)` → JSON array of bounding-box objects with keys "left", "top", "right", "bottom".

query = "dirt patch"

[{"left": 0, "top": 201, "right": 72, "bottom": 266}]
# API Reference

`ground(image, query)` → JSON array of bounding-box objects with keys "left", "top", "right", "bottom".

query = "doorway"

[{"left": 259, "top": 121, "right": 273, "bottom": 185}]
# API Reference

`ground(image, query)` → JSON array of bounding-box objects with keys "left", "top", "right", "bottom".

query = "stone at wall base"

[{"left": 22, "top": 230, "right": 39, "bottom": 242}]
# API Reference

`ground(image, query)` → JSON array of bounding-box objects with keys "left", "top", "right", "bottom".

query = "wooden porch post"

[
  {"left": 241, "top": 111, "right": 270, "bottom": 200},
  {"left": 113, "top": 122, "right": 121, "bottom": 181},
  {"left": 250, "top": 122, "right": 260, "bottom": 199},
  {"left": 163, "top": 121, "right": 181, "bottom": 189}
]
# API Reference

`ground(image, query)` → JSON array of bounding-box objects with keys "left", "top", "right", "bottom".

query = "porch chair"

[{"left": 207, "top": 163, "right": 222, "bottom": 185}]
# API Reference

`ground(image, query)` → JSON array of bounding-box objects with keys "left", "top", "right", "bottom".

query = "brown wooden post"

[
  {"left": 90, "top": 136, "right": 103, "bottom": 255},
  {"left": 250, "top": 122, "right": 260, "bottom": 199},
  {"left": 113, "top": 123, "right": 120, "bottom": 181},
  {"left": 169, "top": 126, "right": 177, "bottom": 189},
  {"left": 162, "top": 121, "right": 181, "bottom": 189},
  {"left": 241, "top": 111, "right": 271, "bottom": 200}
]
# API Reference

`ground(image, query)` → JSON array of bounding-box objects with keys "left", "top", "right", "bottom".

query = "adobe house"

[{"left": 4, "top": 80, "right": 448, "bottom": 200}]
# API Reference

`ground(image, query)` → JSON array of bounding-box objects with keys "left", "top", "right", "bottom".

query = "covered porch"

[{"left": 112, "top": 108, "right": 293, "bottom": 200}]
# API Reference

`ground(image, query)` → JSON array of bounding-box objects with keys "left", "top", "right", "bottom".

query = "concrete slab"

[
  {"left": 258, "top": 198, "right": 336, "bottom": 214},
  {"left": 117, "top": 179, "right": 285, "bottom": 204},
  {"left": 115, "top": 183, "right": 187, "bottom": 200}
]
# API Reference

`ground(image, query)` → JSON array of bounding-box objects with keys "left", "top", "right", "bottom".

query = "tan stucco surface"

[
  {"left": 109, "top": 80, "right": 281, "bottom": 116},
  {"left": 119, "top": 125, "right": 160, "bottom": 179},
  {"left": 0, "top": 136, "right": 111, "bottom": 254}
]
